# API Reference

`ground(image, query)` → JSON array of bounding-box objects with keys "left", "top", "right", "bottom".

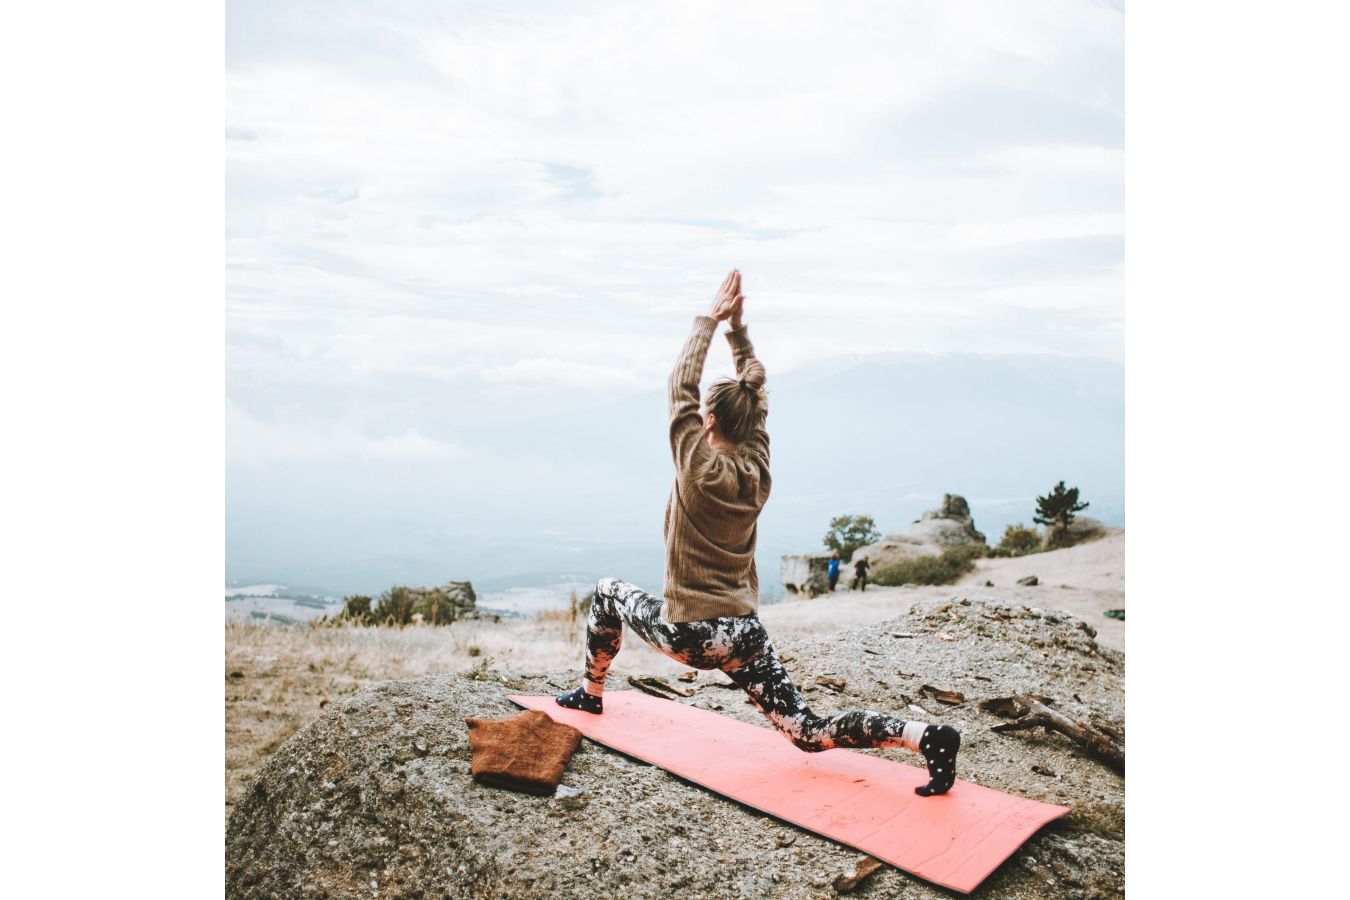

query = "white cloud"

[
  {"left": 226, "top": 0, "right": 1123, "bottom": 437},
  {"left": 226, "top": 401, "right": 468, "bottom": 467}
]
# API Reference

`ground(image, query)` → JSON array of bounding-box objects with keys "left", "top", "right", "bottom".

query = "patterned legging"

[{"left": 585, "top": 577, "right": 914, "bottom": 753}]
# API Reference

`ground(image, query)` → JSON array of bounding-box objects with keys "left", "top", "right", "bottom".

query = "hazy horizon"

[{"left": 227, "top": 346, "right": 1124, "bottom": 603}]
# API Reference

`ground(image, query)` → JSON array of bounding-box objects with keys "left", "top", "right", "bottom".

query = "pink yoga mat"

[{"left": 511, "top": 691, "right": 1068, "bottom": 894}]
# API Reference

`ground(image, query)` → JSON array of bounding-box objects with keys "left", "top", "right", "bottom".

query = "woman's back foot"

[
  {"left": 915, "top": 724, "right": 960, "bottom": 796},
  {"left": 556, "top": 686, "right": 603, "bottom": 714}
]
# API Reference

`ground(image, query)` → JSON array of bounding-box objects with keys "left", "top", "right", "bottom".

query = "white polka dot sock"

[
  {"left": 556, "top": 686, "right": 603, "bottom": 714},
  {"left": 915, "top": 724, "right": 961, "bottom": 797}
]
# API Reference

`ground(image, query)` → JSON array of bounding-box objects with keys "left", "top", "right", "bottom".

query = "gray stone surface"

[
  {"left": 226, "top": 600, "right": 1124, "bottom": 899},
  {"left": 779, "top": 554, "right": 831, "bottom": 596},
  {"left": 1040, "top": 516, "right": 1112, "bottom": 548},
  {"left": 853, "top": 493, "right": 988, "bottom": 570}
]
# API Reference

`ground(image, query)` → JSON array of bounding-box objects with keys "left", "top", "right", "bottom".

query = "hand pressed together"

[{"left": 709, "top": 269, "right": 745, "bottom": 325}]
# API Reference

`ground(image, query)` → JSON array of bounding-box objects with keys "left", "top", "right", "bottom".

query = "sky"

[{"left": 225, "top": 0, "right": 1124, "bottom": 593}]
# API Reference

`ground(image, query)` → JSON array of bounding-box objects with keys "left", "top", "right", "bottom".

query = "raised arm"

[
  {"left": 724, "top": 294, "right": 769, "bottom": 464},
  {"left": 668, "top": 316, "right": 716, "bottom": 476},
  {"left": 668, "top": 270, "right": 743, "bottom": 476}
]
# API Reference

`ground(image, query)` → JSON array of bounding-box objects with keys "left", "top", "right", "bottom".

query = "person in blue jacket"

[{"left": 827, "top": 551, "right": 841, "bottom": 592}]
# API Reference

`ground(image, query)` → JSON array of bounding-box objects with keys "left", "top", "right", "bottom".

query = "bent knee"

[
  {"left": 788, "top": 733, "right": 831, "bottom": 753},
  {"left": 776, "top": 719, "right": 831, "bottom": 753}
]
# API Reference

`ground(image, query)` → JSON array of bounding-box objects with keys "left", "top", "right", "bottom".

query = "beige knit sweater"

[{"left": 661, "top": 316, "right": 772, "bottom": 622}]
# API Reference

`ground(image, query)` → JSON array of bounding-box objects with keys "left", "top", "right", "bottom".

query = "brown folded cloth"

[{"left": 464, "top": 710, "right": 583, "bottom": 796}]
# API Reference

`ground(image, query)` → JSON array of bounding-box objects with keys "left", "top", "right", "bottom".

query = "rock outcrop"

[
  {"left": 226, "top": 600, "right": 1124, "bottom": 899},
  {"left": 853, "top": 493, "right": 988, "bottom": 570},
  {"left": 779, "top": 555, "right": 831, "bottom": 596},
  {"left": 417, "top": 581, "right": 487, "bottom": 622},
  {"left": 1040, "top": 516, "right": 1112, "bottom": 548}
]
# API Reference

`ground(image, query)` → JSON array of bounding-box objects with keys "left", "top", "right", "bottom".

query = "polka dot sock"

[
  {"left": 915, "top": 724, "right": 961, "bottom": 796},
  {"left": 556, "top": 686, "right": 603, "bottom": 714}
]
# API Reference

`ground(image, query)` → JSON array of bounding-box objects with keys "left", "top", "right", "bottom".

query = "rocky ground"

[
  {"left": 226, "top": 598, "right": 1124, "bottom": 899},
  {"left": 766, "top": 531, "right": 1125, "bottom": 653}
]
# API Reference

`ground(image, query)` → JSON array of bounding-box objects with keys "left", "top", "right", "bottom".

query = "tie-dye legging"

[{"left": 584, "top": 577, "right": 915, "bottom": 753}]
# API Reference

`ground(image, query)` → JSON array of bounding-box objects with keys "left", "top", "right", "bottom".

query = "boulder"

[
  {"left": 780, "top": 555, "right": 831, "bottom": 597},
  {"left": 1040, "top": 516, "right": 1112, "bottom": 548},
  {"left": 409, "top": 581, "right": 491, "bottom": 623},
  {"left": 853, "top": 493, "right": 987, "bottom": 571},
  {"left": 226, "top": 601, "right": 1124, "bottom": 899}
]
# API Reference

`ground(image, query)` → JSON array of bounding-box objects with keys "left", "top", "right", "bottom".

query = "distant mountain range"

[{"left": 227, "top": 351, "right": 1122, "bottom": 601}]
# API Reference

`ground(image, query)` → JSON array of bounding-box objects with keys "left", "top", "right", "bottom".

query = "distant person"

[
  {"left": 852, "top": 556, "right": 870, "bottom": 591},
  {"left": 827, "top": 551, "right": 841, "bottom": 592},
  {"left": 555, "top": 270, "right": 960, "bottom": 797}
]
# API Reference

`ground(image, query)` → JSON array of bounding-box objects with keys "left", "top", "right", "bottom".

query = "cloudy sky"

[{"left": 225, "top": 1, "right": 1123, "bottom": 591}]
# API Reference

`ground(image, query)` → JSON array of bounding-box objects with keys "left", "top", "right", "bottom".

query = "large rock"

[
  {"left": 853, "top": 493, "right": 987, "bottom": 570},
  {"left": 400, "top": 581, "right": 497, "bottom": 625},
  {"left": 226, "top": 601, "right": 1124, "bottom": 899},
  {"left": 779, "top": 555, "right": 831, "bottom": 596},
  {"left": 1040, "top": 516, "right": 1113, "bottom": 548}
]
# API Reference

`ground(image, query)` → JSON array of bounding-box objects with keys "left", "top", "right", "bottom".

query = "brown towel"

[{"left": 464, "top": 710, "right": 583, "bottom": 796}]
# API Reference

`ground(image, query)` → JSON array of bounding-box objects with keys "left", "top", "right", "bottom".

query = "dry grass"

[{"left": 224, "top": 616, "right": 690, "bottom": 822}]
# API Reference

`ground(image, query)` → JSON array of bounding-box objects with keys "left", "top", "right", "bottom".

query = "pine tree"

[{"left": 1034, "top": 481, "right": 1089, "bottom": 547}]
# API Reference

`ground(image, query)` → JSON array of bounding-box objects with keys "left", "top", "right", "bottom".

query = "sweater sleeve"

[
  {"left": 669, "top": 316, "right": 718, "bottom": 476},
  {"left": 725, "top": 324, "right": 770, "bottom": 464}
]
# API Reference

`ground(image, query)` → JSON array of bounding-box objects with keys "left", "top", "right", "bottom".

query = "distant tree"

[
  {"left": 823, "top": 515, "right": 881, "bottom": 562},
  {"left": 1034, "top": 481, "right": 1090, "bottom": 547}
]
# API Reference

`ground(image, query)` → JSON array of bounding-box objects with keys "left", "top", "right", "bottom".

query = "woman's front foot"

[{"left": 556, "top": 686, "right": 603, "bottom": 714}]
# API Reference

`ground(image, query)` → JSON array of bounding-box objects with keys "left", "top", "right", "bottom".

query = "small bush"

[
  {"left": 997, "top": 524, "right": 1041, "bottom": 557},
  {"left": 464, "top": 656, "right": 497, "bottom": 682},
  {"left": 377, "top": 586, "right": 418, "bottom": 626},
  {"left": 328, "top": 584, "right": 469, "bottom": 627},
  {"left": 333, "top": 595, "right": 375, "bottom": 625},
  {"left": 872, "top": 545, "right": 984, "bottom": 586}
]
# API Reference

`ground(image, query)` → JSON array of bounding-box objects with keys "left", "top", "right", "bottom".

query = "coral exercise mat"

[{"left": 511, "top": 691, "right": 1069, "bottom": 894}]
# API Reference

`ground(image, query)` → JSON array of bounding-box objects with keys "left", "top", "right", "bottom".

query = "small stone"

[{"left": 832, "top": 855, "right": 884, "bottom": 893}]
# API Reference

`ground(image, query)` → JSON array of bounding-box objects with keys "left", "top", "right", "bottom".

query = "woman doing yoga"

[{"left": 556, "top": 270, "right": 961, "bottom": 796}]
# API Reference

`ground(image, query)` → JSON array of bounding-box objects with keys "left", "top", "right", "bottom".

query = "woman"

[{"left": 556, "top": 270, "right": 960, "bottom": 796}]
